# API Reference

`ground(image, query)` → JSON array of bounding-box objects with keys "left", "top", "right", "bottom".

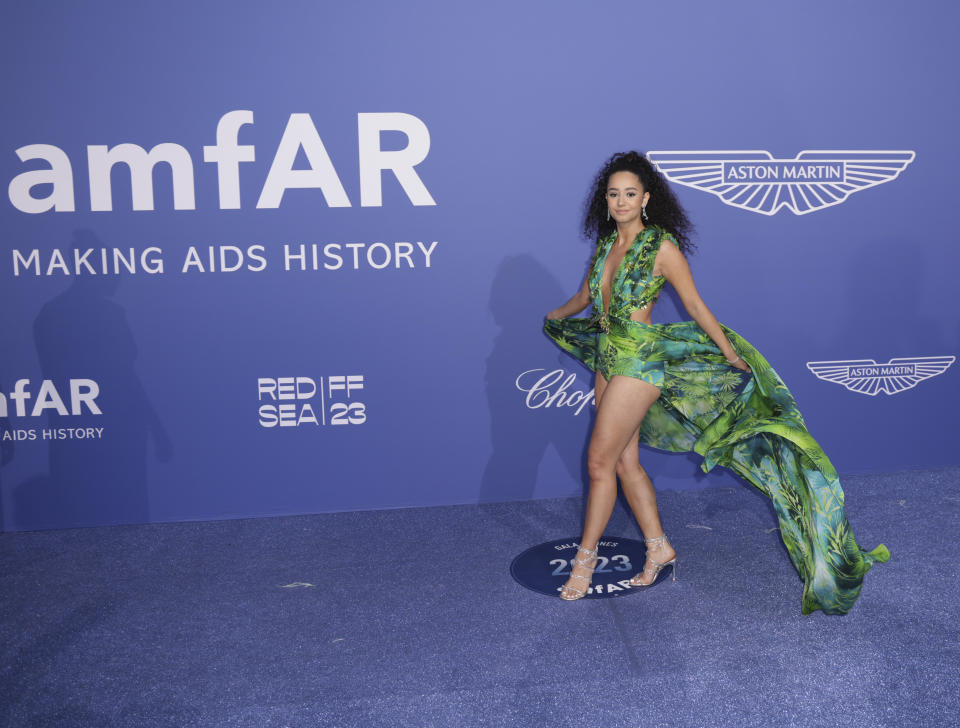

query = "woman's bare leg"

[
  {"left": 561, "top": 373, "right": 661, "bottom": 598},
  {"left": 616, "top": 431, "right": 676, "bottom": 583}
]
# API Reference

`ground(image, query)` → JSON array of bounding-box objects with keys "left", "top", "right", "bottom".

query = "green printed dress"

[{"left": 544, "top": 225, "right": 889, "bottom": 615}]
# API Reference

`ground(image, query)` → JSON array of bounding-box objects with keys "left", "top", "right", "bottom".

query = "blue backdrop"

[{"left": 1, "top": 1, "right": 957, "bottom": 531}]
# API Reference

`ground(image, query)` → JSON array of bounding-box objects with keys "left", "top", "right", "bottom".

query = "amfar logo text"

[
  {"left": 0, "top": 379, "right": 101, "bottom": 417},
  {"left": 8, "top": 111, "right": 435, "bottom": 213},
  {"left": 647, "top": 150, "right": 914, "bottom": 215},
  {"left": 806, "top": 356, "right": 954, "bottom": 395},
  {"left": 1, "top": 379, "right": 104, "bottom": 441}
]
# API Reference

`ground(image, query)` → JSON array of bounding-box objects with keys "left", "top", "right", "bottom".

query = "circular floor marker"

[{"left": 510, "top": 536, "right": 675, "bottom": 599}]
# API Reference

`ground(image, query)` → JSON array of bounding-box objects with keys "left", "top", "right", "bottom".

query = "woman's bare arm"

[{"left": 655, "top": 243, "right": 751, "bottom": 372}]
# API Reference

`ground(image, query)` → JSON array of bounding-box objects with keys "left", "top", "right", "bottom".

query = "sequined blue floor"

[{"left": 1, "top": 467, "right": 957, "bottom": 728}]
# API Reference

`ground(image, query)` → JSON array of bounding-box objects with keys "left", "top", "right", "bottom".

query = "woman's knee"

[
  {"left": 587, "top": 448, "right": 618, "bottom": 481},
  {"left": 615, "top": 458, "right": 635, "bottom": 480},
  {"left": 616, "top": 454, "right": 645, "bottom": 480}
]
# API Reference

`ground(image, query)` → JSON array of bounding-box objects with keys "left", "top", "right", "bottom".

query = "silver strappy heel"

[
  {"left": 629, "top": 534, "right": 677, "bottom": 587},
  {"left": 559, "top": 543, "right": 599, "bottom": 601}
]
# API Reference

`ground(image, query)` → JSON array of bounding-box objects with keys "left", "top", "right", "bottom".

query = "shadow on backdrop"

[
  {"left": 480, "top": 254, "right": 592, "bottom": 506},
  {"left": 12, "top": 229, "right": 172, "bottom": 530},
  {"left": 0, "top": 376, "right": 14, "bottom": 532}
]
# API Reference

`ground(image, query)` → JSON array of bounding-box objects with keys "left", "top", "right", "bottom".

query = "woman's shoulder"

[{"left": 651, "top": 225, "right": 680, "bottom": 249}]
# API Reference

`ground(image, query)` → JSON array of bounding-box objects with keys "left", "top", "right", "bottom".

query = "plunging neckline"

[{"left": 599, "top": 227, "right": 648, "bottom": 317}]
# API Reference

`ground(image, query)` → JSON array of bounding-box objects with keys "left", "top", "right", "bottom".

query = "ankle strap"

[
  {"left": 644, "top": 534, "right": 669, "bottom": 546},
  {"left": 574, "top": 542, "right": 598, "bottom": 556}
]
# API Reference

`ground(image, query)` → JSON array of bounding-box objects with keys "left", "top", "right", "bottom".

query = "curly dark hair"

[{"left": 583, "top": 151, "right": 695, "bottom": 254}]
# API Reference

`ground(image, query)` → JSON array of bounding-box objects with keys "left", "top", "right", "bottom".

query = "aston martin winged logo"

[
  {"left": 806, "top": 356, "right": 954, "bottom": 396},
  {"left": 646, "top": 151, "right": 915, "bottom": 215}
]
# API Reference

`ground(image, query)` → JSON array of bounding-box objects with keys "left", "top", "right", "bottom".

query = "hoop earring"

[{"left": 642, "top": 204, "right": 648, "bottom": 221}]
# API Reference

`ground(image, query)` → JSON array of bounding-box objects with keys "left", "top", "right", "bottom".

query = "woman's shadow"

[
  {"left": 12, "top": 229, "right": 172, "bottom": 530},
  {"left": 480, "top": 254, "right": 593, "bottom": 507}
]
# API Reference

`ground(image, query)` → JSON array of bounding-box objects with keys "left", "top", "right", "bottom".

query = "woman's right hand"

[{"left": 545, "top": 309, "right": 563, "bottom": 320}]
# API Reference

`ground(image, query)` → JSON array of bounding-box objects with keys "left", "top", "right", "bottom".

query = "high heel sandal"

[
  {"left": 629, "top": 534, "right": 677, "bottom": 587},
  {"left": 559, "top": 543, "right": 599, "bottom": 601}
]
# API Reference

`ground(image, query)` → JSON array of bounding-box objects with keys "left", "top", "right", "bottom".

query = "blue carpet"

[{"left": 1, "top": 467, "right": 957, "bottom": 728}]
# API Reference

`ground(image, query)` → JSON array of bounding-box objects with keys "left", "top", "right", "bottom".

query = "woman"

[{"left": 544, "top": 151, "right": 888, "bottom": 615}]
